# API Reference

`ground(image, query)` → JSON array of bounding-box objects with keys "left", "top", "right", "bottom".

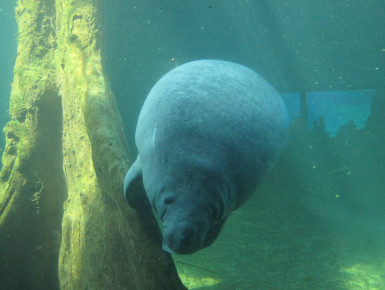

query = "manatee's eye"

[
  {"left": 208, "top": 204, "right": 219, "bottom": 221},
  {"left": 159, "top": 196, "right": 174, "bottom": 220},
  {"left": 156, "top": 190, "right": 175, "bottom": 220},
  {"left": 164, "top": 196, "right": 174, "bottom": 205}
]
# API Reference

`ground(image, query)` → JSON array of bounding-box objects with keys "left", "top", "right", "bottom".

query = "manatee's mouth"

[{"left": 162, "top": 222, "right": 203, "bottom": 255}]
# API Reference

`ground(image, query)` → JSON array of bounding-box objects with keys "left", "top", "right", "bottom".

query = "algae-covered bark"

[
  {"left": 56, "top": 0, "right": 184, "bottom": 288},
  {"left": 0, "top": 0, "right": 65, "bottom": 288},
  {"left": 0, "top": 0, "right": 185, "bottom": 289}
]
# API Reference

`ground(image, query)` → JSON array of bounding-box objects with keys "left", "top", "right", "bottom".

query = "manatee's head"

[{"left": 154, "top": 175, "right": 231, "bottom": 255}]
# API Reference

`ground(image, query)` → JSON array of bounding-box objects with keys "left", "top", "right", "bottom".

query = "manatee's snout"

[
  {"left": 156, "top": 192, "right": 211, "bottom": 254},
  {"left": 162, "top": 222, "right": 202, "bottom": 254}
]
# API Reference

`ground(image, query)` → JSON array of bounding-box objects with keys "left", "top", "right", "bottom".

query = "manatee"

[{"left": 124, "top": 59, "right": 289, "bottom": 254}]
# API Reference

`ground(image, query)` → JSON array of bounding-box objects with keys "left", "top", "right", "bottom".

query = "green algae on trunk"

[{"left": 0, "top": 0, "right": 185, "bottom": 289}]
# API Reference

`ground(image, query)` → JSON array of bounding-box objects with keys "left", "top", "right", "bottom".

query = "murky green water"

[{"left": 1, "top": 1, "right": 384, "bottom": 288}]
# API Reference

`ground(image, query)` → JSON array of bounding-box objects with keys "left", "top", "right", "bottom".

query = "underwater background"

[
  {"left": 1, "top": 0, "right": 384, "bottom": 289},
  {"left": 0, "top": 1, "right": 17, "bottom": 152}
]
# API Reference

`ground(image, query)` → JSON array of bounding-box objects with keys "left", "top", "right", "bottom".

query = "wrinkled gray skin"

[{"left": 124, "top": 60, "right": 289, "bottom": 255}]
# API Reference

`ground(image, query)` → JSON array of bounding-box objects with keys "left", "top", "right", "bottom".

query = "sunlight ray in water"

[{"left": 342, "top": 263, "right": 385, "bottom": 289}]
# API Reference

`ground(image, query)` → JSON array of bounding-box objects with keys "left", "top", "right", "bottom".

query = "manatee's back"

[{"left": 136, "top": 60, "right": 289, "bottom": 207}]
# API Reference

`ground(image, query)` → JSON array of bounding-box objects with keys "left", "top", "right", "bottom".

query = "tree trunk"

[{"left": 0, "top": 0, "right": 185, "bottom": 289}]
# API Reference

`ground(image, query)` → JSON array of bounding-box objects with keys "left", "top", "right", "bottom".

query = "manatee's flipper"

[{"left": 124, "top": 156, "right": 146, "bottom": 208}]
